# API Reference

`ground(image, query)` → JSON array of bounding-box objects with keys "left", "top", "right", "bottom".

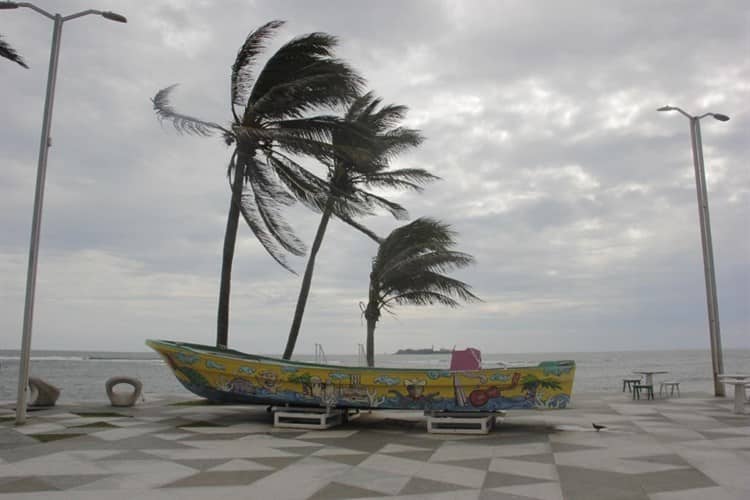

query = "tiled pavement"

[{"left": 0, "top": 393, "right": 748, "bottom": 499}]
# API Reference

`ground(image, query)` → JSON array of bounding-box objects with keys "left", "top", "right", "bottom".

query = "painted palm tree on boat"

[
  {"left": 283, "top": 92, "right": 438, "bottom": 359},
  {"left": 520, "top": 374, "right": 562, "bottom": 404},
  {"left": 363, "top": 218, "right": 479, "bottom": 366},
  {"left": 1, "top": 34, "right": 28, "bottom": 68},
  {"left": 152, "top": 20, "right": 363, "bottom": 348}
]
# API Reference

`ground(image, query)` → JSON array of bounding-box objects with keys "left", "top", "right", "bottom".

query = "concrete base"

[{"left": 105, "top": 376, "right": 143, "bottom": 407}]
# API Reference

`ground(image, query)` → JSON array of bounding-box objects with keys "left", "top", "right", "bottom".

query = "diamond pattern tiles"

[{"left": 0, "top": 393, "right": 748, "bottom": 499}]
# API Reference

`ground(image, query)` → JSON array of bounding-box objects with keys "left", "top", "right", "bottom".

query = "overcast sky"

[{"left": 2, "top": 0, "right": 748, "bottom": 356}]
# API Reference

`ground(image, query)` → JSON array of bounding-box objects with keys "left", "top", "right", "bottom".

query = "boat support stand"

[
  {"left": 424, "top": 410, "right": 506, "bottom": 434},
  {"left": 271, "top": 405, "right": 360, "bottom": 430}
]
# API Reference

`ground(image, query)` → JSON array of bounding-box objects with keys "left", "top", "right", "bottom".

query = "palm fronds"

[
  {"left": 249, "top": 32, "right": 364, "bottom": 118},
  {"left": 231, "top": 20, "right": 284, "bottom": 117},
  {"left": 352, "top": 190, "right": 408, "bottom": 220},
  {"left": 152, "top": 85, "right": 229, "bottom": 137},
  {"left": 354, "top": 168, "right": 440, "bottom": 192},
  {"left": 244, "top": 169, "right": 305, "bottom": 256},
  {"left": 369, "top": 217, "right": 479, "bottom": 320},
  {"left": 321, "top": 92, "right": 436, "bottom": 228},
  {"left": 237, "top": 187, "right": 298, "bottom": 273},
  {"left": 0, "top": 35, "right": 28, "bottom": 68}
]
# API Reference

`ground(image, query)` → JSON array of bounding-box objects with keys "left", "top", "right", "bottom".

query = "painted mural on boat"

[{"left": 147, "top": 340, "right": 575, "bottom": 411}]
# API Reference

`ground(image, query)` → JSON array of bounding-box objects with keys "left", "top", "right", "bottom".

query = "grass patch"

[
  {"left": 0, "top": 417, "right": 15, "bottom": 422},
  {"left": 32, "top": 433, "right": 84, "bottom": 443},
  {"left": 70, "top": 421, "right": 119, "bottom": 429},
  {"left": 73, "top": 411, "right": 128, "bottom": 418}
]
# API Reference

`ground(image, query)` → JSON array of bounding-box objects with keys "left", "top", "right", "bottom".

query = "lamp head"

[
  {"left": 101, "top": 11, "right": 127, "bottom": 23},
  {"left": 712, "top": 113, "right": 730, "bottom": 122},
  {"left": 657, "top": 106, "right": 674, "bottom": 112},
  {"left": 0, "top": 1, "right": 19, "bottom": 9}
]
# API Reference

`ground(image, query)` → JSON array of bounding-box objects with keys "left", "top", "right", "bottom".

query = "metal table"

[{"left": 633, "top": 370, "right": 669, "bottom": 387}]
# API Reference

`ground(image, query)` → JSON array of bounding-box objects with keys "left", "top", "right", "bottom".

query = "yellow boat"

[{"left": 147, "top": 339, "right": 575, "bottom": 411}]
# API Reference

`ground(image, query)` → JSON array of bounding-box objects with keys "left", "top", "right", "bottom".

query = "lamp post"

[
  {"left": 657, "top": 105, "right": 728, "bottom": 397},
  {"left": 1, "top": 1, "right": 126, "bottom": 425}
]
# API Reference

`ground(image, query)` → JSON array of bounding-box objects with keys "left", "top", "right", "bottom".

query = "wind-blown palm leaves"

[
  {"left": 282, "top": 92, "right": 438, "bottom": 359},
  {"left": 363, "top": 218, "right": 479, "bottom": 366},
  {"left": 152, "top": 20, "right": 363, "bottom": 348},
  {"left": 0, "top": 35, "right": 28, "bottom": 68}
]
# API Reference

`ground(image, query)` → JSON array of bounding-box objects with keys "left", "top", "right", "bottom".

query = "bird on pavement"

[{"left": 592, "top": 423, "right": 607, "bottom": 432}]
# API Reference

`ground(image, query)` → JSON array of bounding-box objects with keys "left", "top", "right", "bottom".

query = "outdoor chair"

[
  {"left": 632, "top": 383, "right": 654, "bottom": 400},
  {"left": 622, "top": 377, "right": 641, "bottom": 393},
  {"left": 659, "top": 381, "right": 680, "bottom": 398}
]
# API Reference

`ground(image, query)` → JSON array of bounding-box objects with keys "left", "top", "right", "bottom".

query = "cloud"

[{"left": 1, "top": 0, "right": 748, "bottom": 355}]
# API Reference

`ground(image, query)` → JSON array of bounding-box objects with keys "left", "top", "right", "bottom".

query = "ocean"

[{"left": 1, "top": 348, "right": 748, "bottom": 403}]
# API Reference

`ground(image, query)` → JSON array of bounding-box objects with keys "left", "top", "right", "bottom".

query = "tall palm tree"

[
  {"left": 363, "top": 218, "right": 479, "bottom": 366},
  {"left": 1, "top": 35, "right": 28, "bottom": 68},
  {"left": 282, "top": 92, "right": 438, "bottom": 359},
  {"left": 153, "top": 20, "right": 363, "bottom": 348}
]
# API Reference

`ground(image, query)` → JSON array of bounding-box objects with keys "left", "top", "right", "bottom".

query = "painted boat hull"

[{"left": 147, "top": 340, "right": 575, "bottom": 411}]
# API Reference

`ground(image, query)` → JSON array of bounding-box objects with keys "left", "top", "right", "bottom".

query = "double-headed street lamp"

[
  {"left": 657, "top": 105, "right": 729, "bottom": 397},
  {"left": 0, "top": 1, "right": 126, "bottom": 425}
]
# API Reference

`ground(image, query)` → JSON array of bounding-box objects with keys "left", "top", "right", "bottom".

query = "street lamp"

[
  {"left": 1, "top": 1, "right": 126, "bottom": 425},
  {"left": 657, "top": 105, "right": 728, "bottom": 397}
]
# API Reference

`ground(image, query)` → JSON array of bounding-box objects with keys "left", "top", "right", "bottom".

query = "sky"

[{"left": 1, "top": 0, "right": 748, "bottom": 356}]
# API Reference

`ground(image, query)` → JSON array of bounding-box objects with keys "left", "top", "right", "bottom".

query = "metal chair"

[
  {"left": 633, "top": 384, "right": 654, "bottom": 400},
  {"left": 622, "top": 377, "right": 641, "bottom": 393},
  {"left": 659, "top": 381, "right": 680, "bottom": 398}
]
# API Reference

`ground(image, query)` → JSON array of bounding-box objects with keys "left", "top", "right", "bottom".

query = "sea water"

[{"left": 0, "top": 349, "right": 748, "bottom": 403}]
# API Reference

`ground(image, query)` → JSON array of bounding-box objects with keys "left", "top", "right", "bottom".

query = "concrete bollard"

[
  {"left": 28, "top": 377, "right": 61, "bottom": 407},
  {"left": 105, "top": 376, "right": 143, "bottom": 407}
]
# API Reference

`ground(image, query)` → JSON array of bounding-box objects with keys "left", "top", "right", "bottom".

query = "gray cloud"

[{"left": 1, "top": 0, "right": 747, "bottom": 355}]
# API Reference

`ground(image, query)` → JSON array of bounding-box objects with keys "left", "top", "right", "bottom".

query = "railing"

[{"left": 314, "top": 343, "right": 327, "bottom": 364}]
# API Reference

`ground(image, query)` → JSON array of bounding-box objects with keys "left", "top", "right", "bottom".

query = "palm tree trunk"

[
  {"left": 216, "top": 162, "right": 245, "bottom": 349},
  {"left": 283, "top": 198, "right": 335, "bottom": 359},
  {"left": 364, "top": 297, "right": 379, "bottom": 367},
  {"left": 366, "top": 315, "right": 377, "bottom": 367}
]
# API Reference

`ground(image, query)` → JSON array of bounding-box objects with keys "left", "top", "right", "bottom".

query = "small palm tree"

[
  {"left": 282, "top": 92, "right": 438, "bottom": 359},
  {"left": 1, "top": 35, "right": 28, "bottom": 68},
  {"left": 520, "top": 374, "right": 562, "bottom": 401},
  {"left": 363, "top": 218, "right": 479, "bottom": 366},
  {"left": 153, "top": 20, "right": 363, "bottom": 348}
]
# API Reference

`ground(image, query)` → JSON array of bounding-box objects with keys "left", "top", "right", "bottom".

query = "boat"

[{"left": 147, "top": 339, "right": 575, "bottom": 411}]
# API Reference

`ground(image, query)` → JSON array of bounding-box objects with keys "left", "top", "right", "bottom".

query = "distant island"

[{"left": 394, "top": 347, "right": 451, "bottom": 355}]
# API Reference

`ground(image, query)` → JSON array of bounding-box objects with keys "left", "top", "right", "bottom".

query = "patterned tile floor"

[{"left": 0, "top": 392, "right": 748, "bottom": 499}]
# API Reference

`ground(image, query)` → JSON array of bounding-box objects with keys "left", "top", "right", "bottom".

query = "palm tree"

[
  {"left": 520, "top": 374, "right": 562, "bottom": 402},
  {"left": 1, "top": 35, "right": 28, "bottom": 68},
  {"left": 282, "top": 92, "right": 438, "bottom": 359},
  {"left": 153, "top": 20, "right": 363, "bottom": 348},
  {"left": 363, "top": 218, "right": 479, "bottom": 366}
]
